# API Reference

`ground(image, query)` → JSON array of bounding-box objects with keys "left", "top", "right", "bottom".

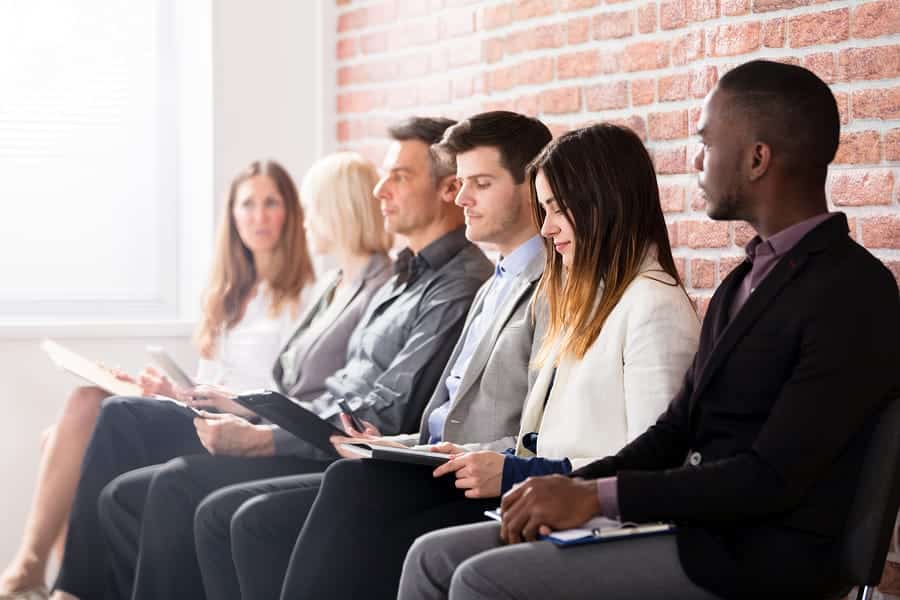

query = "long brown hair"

[
  {"left": 530, "top": 123, "right": 682, "bottom": 366},
  {"left": 195, "top": 160, "right": 314, "bottom": 358}
]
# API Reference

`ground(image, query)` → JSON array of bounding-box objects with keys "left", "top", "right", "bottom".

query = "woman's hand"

[
  {"left": 184, "top": 384, "right": 257, "bottom": 418},
  {"left": 338, "top": 413, "right": 381, "bottom": 437},
  {"left": 136, "top": 366, "right": 180, "bottom": 398},
  {"left": 431, "top": 451, "right": 505, "bottom": 499},
  {"left": 194, "top": 412, "right": 275, "bottom": 456},
  {"left": 329, "top": 434, "right": 408, "bottom": 459},
  {"left": 428, "top": 442, "right": 467, "bottom": 455}
]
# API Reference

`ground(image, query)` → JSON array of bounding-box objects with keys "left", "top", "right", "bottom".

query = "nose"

[
  {"left": 373, "top": 175, "right": 389, "bottom": 200},
  {"left": 692, "top": 145, "right": 704, "bottom": 172},
  {"left": 540, "top": 214, "right": 557, "bottom": 238},
  {"left": 454, "top": 181, "right": 473, "bottom": 207}
]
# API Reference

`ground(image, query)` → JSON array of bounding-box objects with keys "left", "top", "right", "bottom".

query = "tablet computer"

[
  {"left": 338, "top": 443, "right": 451, "bottom": 467},
  {"left": 146, "top": 346, "right": 195, "bottom": 389},
  {"left": 233, "top": 390, "right": 344, "bottom": 456}
]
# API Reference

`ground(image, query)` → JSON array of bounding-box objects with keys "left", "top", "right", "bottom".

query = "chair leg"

[{"left": 856, "top": 585, "right": 874, "bottom": 600}]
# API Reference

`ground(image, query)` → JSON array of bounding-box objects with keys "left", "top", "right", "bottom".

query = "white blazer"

[{"left": 515, "top": 256, "right": 700, "bottom": 470}]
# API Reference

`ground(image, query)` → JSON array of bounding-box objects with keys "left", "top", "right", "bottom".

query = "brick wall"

[{"left": 332, "top": 0, "right": 899, "bottom": 315}]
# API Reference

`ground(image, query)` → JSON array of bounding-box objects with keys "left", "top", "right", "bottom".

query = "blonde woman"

[
  {"left": 48, "top": 153, "right": 392, "bottom": 600},
  {"left": 0, "top": 160, "right": 313, "bottom": 600}
]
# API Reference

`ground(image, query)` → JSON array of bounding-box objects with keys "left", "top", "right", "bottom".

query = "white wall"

[{"left": 0, "top": 0, "right": 331, "bottom": 577}]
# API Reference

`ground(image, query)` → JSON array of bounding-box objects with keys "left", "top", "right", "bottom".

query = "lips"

[{"left": 554, "top": 241, "right": 570, "bottom": 252}]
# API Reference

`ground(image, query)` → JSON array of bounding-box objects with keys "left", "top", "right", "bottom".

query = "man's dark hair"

[
  {"left": 387, "top": 116, "right": 457, "bottom": 180},
  {"left": 437, "top": 111, "right": 553, "bottom": 183},
  {"left": 717, "top": 60, "right": 839, "bottom": 179}
]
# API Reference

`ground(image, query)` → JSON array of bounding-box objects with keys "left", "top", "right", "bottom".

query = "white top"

[
  {"left": 515, "top": 257, "right": 701, "bottom": 470},
  {"left": 196, "top": 281, "right": 306, "bottom": 391}
]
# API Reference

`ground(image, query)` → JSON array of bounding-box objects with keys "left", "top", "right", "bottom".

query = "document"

[
  {"left": 41, "top": 339, "right": 143, "bottom": 397},
  {"left": 483, "top": 508, "right": 674, "bottom": 547},
  {"left": 338, "top": 442, "right": 450, "bottom": 467},
  {"left": 233, "top": 390, "right": 345, "bottom": 456}
]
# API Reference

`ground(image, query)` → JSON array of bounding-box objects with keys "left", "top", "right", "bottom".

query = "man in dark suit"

[{"left": 398, "top": 59, "right": 900, "bottom": 600}]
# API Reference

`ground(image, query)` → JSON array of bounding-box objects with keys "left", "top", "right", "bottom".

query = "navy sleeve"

[{"left": 501, "top": 455, "right": 572, "bottom": 494}]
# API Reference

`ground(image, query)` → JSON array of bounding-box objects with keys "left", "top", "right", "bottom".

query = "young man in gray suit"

[{"left": 192, "top": 111, "right": 554, "bottom": 600}]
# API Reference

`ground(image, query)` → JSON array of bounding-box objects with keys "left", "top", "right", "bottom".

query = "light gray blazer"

[
  {"left": 389, "top": 249, "right": 546, "bottom": 452},
  {"left": 271, "top": 253, "right": 392, "bottom": 455}
]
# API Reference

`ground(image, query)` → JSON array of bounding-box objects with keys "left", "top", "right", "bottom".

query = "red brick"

[
  {"left": 861, "top": 216, "right": 900, "bottom": 248},
  {"left": 608, "top": 115, "right": 648, "bottom": 140},
  {"left": 691, "top": 66, "right": 718, "bottom": 98},
  {"left": 337, "top": 8, "right": 367, "bottom": 33},
  {"left": 447, "top": 39, "right": 482, "bottom": 67},
  {"left": 558, "top": 50, "right": 601, "bottom": 79},
  {"left": 561, "top": 0, "right": 601, "bottom": 9},
  {"left": 360, "top": 31, "right": 388, "bottom": 54},
  {"left": 752, "top": 0, "right": 811, "bottom": 12},
  {"left": 337, "top": 89, "right": 386, "bottom": 113},
  {"left": 689, "top": 106, "right": 703, "bottom": 135},
  {"left": 418, "top": 81, "right": 451, "bottom": 105},
  {"left": 649, "top": 110, "right": 689, "bottom": 140},
  {"left": 719, "top": 255, "right": 746, "bottom": 281},
  {"left": 885, "top": 261, "right": 900, "bottom": 287},
  {"left": 484, "top": 98, "right": 516, "bottom": 112},
  {"left": 654, "top": 146, "right": 688, "bottom": 174},
  {"left": 593, "top": 10, "right": 635, "bottom": 40},
  {"left": 691, "top": 259, "right": 716, "bottom": 288},
  {"left": 762, "top": 18, "right": 785, "bottom": 48},
  {"left": 477, "top": 4, "right": 512, "bottom": 30},
  {"left": 707, "top": 22, "right": 761, "bottom": 57},
  {"left": 567, "top": 17, "right": 591, "bottom": 44},
  {"left": 483, "top": 38, "right": 505, "bottom": 63},
  {"left": 540, "top": 87, "right": 582, "bottom": 114},
  {"left": 678, "top": 220, "right": 730, "bottom": 248},
  {"left": 885, "top": 129, "right": 900, "bottom": 161},
  {"left": 488, "top": 65, "right": 518, "bottom": 92},
  {"left": 668, "top": 223, "right": 680, "bottom": 247},
  {"left": 514, "top": 93, "right": 541, "bottom": 116},
  {"left": 672, "top": 31, "right": 704, "bottom": 66},
  {"left": 835, "top": 91, "right": 850, "bottom": 125},
  {"left": 803, "top": 52, "right": 836, "bottom": 83},
  {"left": 852, "top": 1, "right": 900, "bottom": 39},
  {"left": 733, "top": 222, "right": 756, "bottom": 247},
  {"left": 367, "top": 2, "right": 398, "bottom": 27},
  {"left": 693, "top": 295, "right": 712, "bottom": 320},
  {"left": 687, "top": 0, "right": 718, "bottom": 22},
  {"left": 852, "top": 87, "right": 900, "bottom": 120},
  {"left": 396, "top": 0, "right": 431, "bottom": 17},
  {"left": 632, "top": 79, "right": 656, "bottom": 105},
  {"left": 548, "top": 123, "right": 572, "bottom": 138},
  {"left": 394, "top": 20, "right": 441, "bottom": 49},
  {"left": 721, "top": 0, "right": 750, "bottom": 16},
  {"left": 789, "top": 9, "right": 849, "bottom": 48},
  {"left": 452, "top": 73, "right": 486, "bottom": 99},
  {"left": 520, "top": 57, "right": 555, "bottom": 86},
  {"left": 660, "top": 0, "right": 687, "bottom": 30},
  {"left": 513, "top": 0, "right": 557, "bottom": 20},
  {"left": 675, "top": 257, "right": 687, "bottom": 280},
  {"left": 660, "top": 185, "right": 686, "bottom": 212},
  {"left": 830, "top": 169, "right": 894, "bottom": 205},
  {"left": 833, "top": 131, "right": 882, "bottom": 164},
  {"left": 505, "top": 23, "right": 566, "bottom": 54},
  {"left": 839, "top": 46, "right": 900, "bottom": 82},
  {"left": 638, "top": 3, "right": 658, "bottom": 33},
  {"left": 581, "top": 81, "right": 627, "bottom": 111},
  {"left": 385, "top": 85, "right": 418, "bottom": 108},
  {"left": 599, "top": 51, "right": 624, "bottom": 74},
  {"left": 337, "top": 119, "right": 367, "bottom": 142},
  {"left": 659, "top": 73, "right": 691, "bottom": 102},
  {"left": 441, "top": 8, "right": 477, "bottom": 38},
  {"left": 337, "top": 38, "right": 357, "bottom": 60},
  {"left": 623, "top": 40, "right": 670, "bottom": 72}
]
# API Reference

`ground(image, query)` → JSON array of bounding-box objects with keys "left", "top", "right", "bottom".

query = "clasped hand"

[{"left": 498, "top": 475, "right": 601, "bottom": 545}]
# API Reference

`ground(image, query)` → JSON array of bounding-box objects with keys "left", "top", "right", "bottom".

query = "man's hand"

[
  {"left": 338, "top": 413, "right": 381, "bottom": 437},
  {"left": 428, "top": 442, "right": 467, "bottom": 455},
  {"left": 194, "top": 412, "right": 275, "bottom": 456},
  {"left": 499, "top": 475, "right": 601, "bottom": 545},
  {"left": 186, "top": 384, "right": 257, "bottom": 418},
  {"left": 432, "top": 451, "right": 505, "bottom": 499},
  {"left": 329, "top": 434, "right": 408, "bottom": 459}
]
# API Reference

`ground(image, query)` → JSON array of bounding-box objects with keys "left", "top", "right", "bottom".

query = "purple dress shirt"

[{"left": 594, "top": 212, "right": 839, "bottom": 520}]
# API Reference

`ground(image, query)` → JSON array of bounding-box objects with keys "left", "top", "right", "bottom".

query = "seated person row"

[
  {"left": 50, "top": 134, "right": 494, "bottom": 600},
  {"left": 194, "top": 112, "right": 701, "bottom": 599},
  {"left": 1, "top": 159, "right": 316, "bottom": 599},
  {"left": 401, "top": 60, "right": 900, "bottom": 600}
]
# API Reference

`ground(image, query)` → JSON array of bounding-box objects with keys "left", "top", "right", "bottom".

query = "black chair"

[{"left": 833, "top": 396, "right": 900, "bottom": 600}]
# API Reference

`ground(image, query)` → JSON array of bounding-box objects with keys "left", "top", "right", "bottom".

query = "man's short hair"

[
  {"left": 717, "top": 60, "right": 840, "bottom": 177},
  {"left": 387, "top": 116, "right": 457, "bottom": 181},
  {"left": 437, "top": 111, "right": 553, "bottom": 183}
]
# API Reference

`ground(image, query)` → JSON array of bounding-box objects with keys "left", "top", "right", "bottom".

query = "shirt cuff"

[{"left": 596, "top": 476, "right": 620, "bottom": 519}]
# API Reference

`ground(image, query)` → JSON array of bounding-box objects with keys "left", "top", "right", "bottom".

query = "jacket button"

[{"left": 688, "top": 451, "right": 702, "bottom": 466}]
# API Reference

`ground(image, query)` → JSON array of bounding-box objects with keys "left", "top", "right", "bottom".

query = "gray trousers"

[{"left": 399, "top": 521, "right": 721, "bottom": 600}]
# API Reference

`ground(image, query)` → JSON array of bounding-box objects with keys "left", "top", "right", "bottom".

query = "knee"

[
  {"left": 404, "top": 530, "right": 447, "bottom": 584},
  {"left": 98, "top": 475, "right": 127, "bottom": 524},
  {"left": 450, "top": 555, "right": 501, "bottom": 600},
  {"left": 229, "top": 495, "right": 267, "bottom": 545},
  {"left": 195, "top": 491, "right": 232, "bottom": 546},
  {"left": 65, "top": 386, "right": 108, "bottom": 421},
  {"left": 145, "top": 457, "right": 193, "bottom": 507}
]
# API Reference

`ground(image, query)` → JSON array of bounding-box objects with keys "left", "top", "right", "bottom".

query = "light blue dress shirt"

[{"left": 427, "top": 235, "right": 543, "bottom": 443}]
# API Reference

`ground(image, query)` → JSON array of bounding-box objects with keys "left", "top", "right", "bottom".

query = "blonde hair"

[
  {"left": 300, "top": 152, "right": 392, "bottom": 255},
  {"left": 195, "top": 160, "right": 315, "bottom": 359}
]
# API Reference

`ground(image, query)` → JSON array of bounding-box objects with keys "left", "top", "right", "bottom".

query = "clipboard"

[
  {"left": 41, "top": 339, "right": 143, "bottom": 397},
  {"left": 146, "top": 345, "right": 195, "bottom": 389},
  {"left": 233, "top": 390, "right": 343, "bottom": 456},
  {"left": 483, "top": 508, "right": 675, "bottom": 547},
  {"left": 338, "top": 443, "right": 450, "bottom": 467}
]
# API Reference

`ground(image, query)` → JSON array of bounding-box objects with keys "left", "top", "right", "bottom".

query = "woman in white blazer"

[{"left": 430, "top": 122, "right": 700, "bottom": 498}]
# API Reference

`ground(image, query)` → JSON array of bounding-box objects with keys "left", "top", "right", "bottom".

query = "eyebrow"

[
  {"left": 459, "top": 173, "right": 496, "bottom": 180},
  {"left": 389, "top": 166, "right": 414, "bottom": 175},
  {"left": 539, "top": 196, "right": 557, "bottom": 208}
]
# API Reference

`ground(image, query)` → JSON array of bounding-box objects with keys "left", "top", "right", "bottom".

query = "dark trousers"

[
  {"left": 100, "top": 453, "right": 329, "bottom": 600},
  {"left": 194, "top": 473, "right": 324, "bottom": 600},
  {"left": 54, "top": 396, "right": 207, "bottom": 600},
  {"left": 279, "top": 458, "right": 496, "bottom": 600}
]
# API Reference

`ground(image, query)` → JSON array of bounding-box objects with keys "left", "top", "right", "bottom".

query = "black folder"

[
  {"left": 233, "top": 390, "right": 343, "bottom": 456},
  {"left": 338, "top": 442, "right": 450, "bottom": 467}
]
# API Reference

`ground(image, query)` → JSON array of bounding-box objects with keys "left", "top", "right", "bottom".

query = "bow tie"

[{"left": 395, "top": 250, "right": 426, "bottom": 286}]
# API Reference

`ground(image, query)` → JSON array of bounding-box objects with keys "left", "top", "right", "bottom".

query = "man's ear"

[
  {"left": 748, "top": 141, "right": 772, "bottom": 183},
  {"left": 437, "top": 175, "right": 460, "bottom": 204}
]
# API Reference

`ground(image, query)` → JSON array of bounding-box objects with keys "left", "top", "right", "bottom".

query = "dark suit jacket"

[{"left": 572, "top": 214, "right": 900, "bottom": 599}]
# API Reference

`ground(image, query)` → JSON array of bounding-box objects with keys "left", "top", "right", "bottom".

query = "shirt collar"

[
  {"left": 496, "top": 235, "right": 543, "bottom": 278},
  {"left": 415, "top": 226, "right": 470, "bottom": 272},
  {"left": 744, "top": 213, "right": 836, "bottom": 264}
]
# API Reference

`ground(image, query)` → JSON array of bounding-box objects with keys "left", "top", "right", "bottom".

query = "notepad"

[
  {"left": 483, "top": 508, "right": 674, "bottom": 547},
  {"left": 41, "top": 339, "right": 144, "bottom": 397},
  {"left": 338, "top": 443, "right": 450, "bottom": 467}
]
